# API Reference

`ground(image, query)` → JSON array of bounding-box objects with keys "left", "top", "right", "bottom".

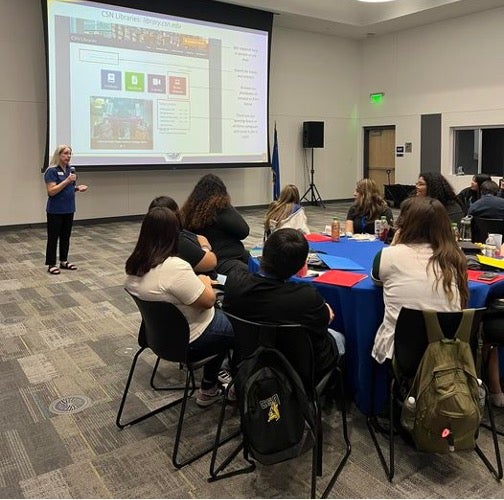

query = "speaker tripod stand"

[{"left": 300, "top": 148, "right": 325, "bottom": 207}]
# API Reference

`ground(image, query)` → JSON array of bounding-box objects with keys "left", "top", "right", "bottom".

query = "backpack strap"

[
  {"left": 453, "top": 309, "right": 475, "bottom": 344},
  {"left": 422, "top": 309, "right": 475, "bottom": 344},
  {"left": 422, "top": 311, "right": 445, "bottom": 343}
]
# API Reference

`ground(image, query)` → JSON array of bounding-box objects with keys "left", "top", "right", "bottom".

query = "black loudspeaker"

[{"left": 303, "top": 121, "right": 324, "bottom": 148}]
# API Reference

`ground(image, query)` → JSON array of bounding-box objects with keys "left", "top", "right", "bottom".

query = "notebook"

[
  {"left": 312, "top": 270, "right": 368, "bottom": 287},
  {"left": 467, "top": 270, "right": 504, "bottom": 284},
  {"left": 305, "top": 233, "right": 332, "bottom": 242},
  {"left": 316, "top": 254, "right": 365, "bottom": 271}
]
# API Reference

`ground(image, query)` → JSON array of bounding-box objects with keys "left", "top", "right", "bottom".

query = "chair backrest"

[
  {"left": 126, "top": 290, "right": 190, "bottom": 362},
  {"left": 471, "top": 216, "right": 504, "bottom": 243},
  {"left": 394, "top": 307, "right": 485, "bottom": 380},
  {"left": 223, "top": 311, "right": 316, "bottom": 396}
]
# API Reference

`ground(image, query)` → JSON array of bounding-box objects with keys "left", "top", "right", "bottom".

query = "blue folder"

[{"left": 316, "top": 253, "right": 365, "bottom": 271}]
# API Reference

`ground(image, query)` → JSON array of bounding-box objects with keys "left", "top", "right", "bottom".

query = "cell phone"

[{"left": 479, "top": 272, "right": 498, "bottom": 281}]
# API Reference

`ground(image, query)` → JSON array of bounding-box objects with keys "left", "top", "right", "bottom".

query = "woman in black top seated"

[
  {"left": 181, "top": 174, "right": 250, "bottom": 275},
  {"left": 148, "top": 196, "right": 217, "bottom": 275},
  {"left": 456, "top": 174, "right": 491, "bottom": 215},
  {"left": 345, "top": 178, "right": 393, "bottom": 235},
  {"left": 416, "top": 172, "right": 464, "bottom": 224}
]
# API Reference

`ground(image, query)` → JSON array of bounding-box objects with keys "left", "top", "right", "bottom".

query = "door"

[{"left": 364, "top": 126, "right": 395, "bottom": 196}]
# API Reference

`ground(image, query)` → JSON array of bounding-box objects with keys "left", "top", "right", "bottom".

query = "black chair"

[
  {"left": 481, "top": 297, "right": 504, "bottom": 436},
  {"left": 116, "top": 291, "right": 233, "bottom": 468},
  {"left": 367, "top": 307, "right": 502, "bottom": 482},
  {"left": 208, "top": 312, "right": 351, "bottom": 499},
  {"left": 472, "top": 216, "right": 504, "bottom": 243}
]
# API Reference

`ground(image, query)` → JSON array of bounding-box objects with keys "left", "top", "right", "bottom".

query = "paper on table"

[
  {"left": 312, "top": 270, "right": 368, "bottom": 287},
  {"left": 467, "top": 269, "right": 504, "bottom": 284},
  {"left": 316, "top": 253, "right": 365, "bottom": 271},
  {"left": 305, "top": 233, "right": 332, "bottom": 242},
  {"left": 476, "top": 254, "right": 504, "bottom": 270}
]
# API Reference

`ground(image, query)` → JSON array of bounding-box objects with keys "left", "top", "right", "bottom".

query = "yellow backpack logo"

[{"left": 267, "top": 400, "right": 280, "bottom": 422}]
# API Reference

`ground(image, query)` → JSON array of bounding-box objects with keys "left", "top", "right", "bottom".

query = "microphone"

[{"left": 69, "top": 166, "right": 76, "bottom": 186}]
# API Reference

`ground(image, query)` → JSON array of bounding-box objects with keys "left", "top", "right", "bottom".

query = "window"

[{"left": 453, "top": 127, "right": 504, "bottom": 177}]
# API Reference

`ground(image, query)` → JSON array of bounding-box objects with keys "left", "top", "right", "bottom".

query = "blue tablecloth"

[{"left": 249, "top": 237, "right": 504, "bottom": 414}]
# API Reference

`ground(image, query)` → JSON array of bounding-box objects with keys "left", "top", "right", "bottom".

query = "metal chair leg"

[
  {"left": 208, "top": 383, "right": 255, "bottom": 481},
  {"left": 173, "top": 370, "right": 238, "bottom": 469},
  {"left": 366, "top": 377, "right": 395, "bottom": 482},
  {"left": 474, "top": 382, "right": 503, "bottom": 481},
  {"left": 321, "top": 368, "right": 352, "bottom": 498},
  {"left": 116, "top": 347, "right": 185, "bottom": 429},
  {"left": 150, "top": 357, "right": 194, "bottom": 394}
]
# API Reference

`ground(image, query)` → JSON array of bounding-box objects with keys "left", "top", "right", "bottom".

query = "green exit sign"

[{"left": 370, "top": 92, "right": 384, "bottom": 104}]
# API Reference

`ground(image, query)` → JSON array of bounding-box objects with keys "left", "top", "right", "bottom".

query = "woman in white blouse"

[
  {"left": 371, "top": 196, "right": 468, "bottom": 364},
  {"left": 125, "top": 207, "right": 233, "bottom": 407}
]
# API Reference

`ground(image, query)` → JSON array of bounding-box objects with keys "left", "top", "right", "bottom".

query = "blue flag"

[{"left": 271, "top": 123, "right": 280, "bottom": 200}]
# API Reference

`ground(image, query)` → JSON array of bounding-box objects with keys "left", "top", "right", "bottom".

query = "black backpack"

[{"left": 234, "top": 346, "right": 316, "bottom": 465}]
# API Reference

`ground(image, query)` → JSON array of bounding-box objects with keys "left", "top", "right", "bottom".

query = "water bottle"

[
  {"left": 451, "top": 222, "right": 460, "bottom": 242},
  {"left": 331, "top": 218, "right": 340, "bottom": 242},
  {"left": 485, "top": 234, "right": 497, "bottom": 257},
  {"left": 379, "top": 216, "right": 389, "bottom": 241},
  {"left": 400, "top": 396, "right": 416, "bottom": 431},
  {"left": 374, "top": 219, "right": 381, "bottom": 239},
  {"left": 477, "top": 378, "right": 486, "bottom": 408}
]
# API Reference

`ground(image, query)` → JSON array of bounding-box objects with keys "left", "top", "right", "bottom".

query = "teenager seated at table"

[
  {"left": 457, "top": 174, "right": 491, "bottom": 216},
  {"left": 345, "top": 178, "right": 393, "bottom": 235},
  {"left": 223, "top": 228, "right": 345, "bottom": 383},
  {"left": 415, "top": 171, "right": 464, "bottom": 224},
  {"left": 181, "top": 174, "right": 250, "bottom": 275},
  {"left": 372, "top": 196, "right": 467, "bottom": 366},
  {"left": 263, "top": 184, "right": 309, "bottom": 240},
  {"left": 125, "top": 207, "right": 234, "bottom": 407},
  {"left": 148, "top": 196, "right": 217, "bottom": 276}
]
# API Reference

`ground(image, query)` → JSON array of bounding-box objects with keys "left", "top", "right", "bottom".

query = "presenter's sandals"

[
  {"left": 60, "top": 261, "right": 78, "bottom": 270},
  {"left": 48, "top": 266, "right": 61, "bottom": 275}
]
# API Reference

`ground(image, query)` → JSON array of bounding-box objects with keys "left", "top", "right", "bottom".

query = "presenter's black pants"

[{"left": 45, "top": 212, "right": 74, "bottom": 266}]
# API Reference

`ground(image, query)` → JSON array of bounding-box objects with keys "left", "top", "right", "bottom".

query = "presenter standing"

[{"left": 44, "top": 145, "right": 88, "bottom": 274}]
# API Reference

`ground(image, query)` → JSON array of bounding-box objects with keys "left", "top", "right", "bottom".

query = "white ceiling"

[{"left": 220, "top": 0, "right": 504, "bottom": 38}]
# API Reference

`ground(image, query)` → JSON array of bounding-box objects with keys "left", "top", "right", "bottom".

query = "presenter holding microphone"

[{"left": 44, "top": 145, "right": 88, "bottom": 275}]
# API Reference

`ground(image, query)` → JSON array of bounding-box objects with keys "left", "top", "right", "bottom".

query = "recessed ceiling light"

[{"left": 358, "top": 0, "right": 395, "bottom": 3}]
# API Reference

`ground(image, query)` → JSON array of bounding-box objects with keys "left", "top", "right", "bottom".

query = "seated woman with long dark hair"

[
  {"left": 125, "top": 207, "right": 233, "bottom": 407},
  {"left": 372, "top": 196, "right": 468, "bottom": 364},
  {"left": 181, "top": 174, "right": 250, "bottom": 275},
  {"left": 148, "top": 196, "right": 217, "bottom": 275},
  {"left": 416, "top": 172, "right": 464, "bottom": 224},
  {"left": 457, "top": 174, "right": 491, "bottom": 215}
]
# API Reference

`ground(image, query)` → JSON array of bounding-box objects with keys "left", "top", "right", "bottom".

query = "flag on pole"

[{"left": 271, "top": 123, "right": 280, "bottom": 200}]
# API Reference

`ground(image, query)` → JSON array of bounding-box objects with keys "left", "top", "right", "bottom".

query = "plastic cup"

[{"left": 489, "top": 233, "right": 502, "bottom": 248}]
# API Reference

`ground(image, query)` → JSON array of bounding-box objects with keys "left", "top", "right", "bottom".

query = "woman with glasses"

[{"left": 415, "top": 172, "right": 464, "bottom": 224}]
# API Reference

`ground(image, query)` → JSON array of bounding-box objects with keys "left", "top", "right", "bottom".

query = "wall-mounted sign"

[
  {"left": 405, "top": 142, "right": 412, "bottom": 153},
  {"left": 396, "top": 145, "right": 404, "bottom": 157}
]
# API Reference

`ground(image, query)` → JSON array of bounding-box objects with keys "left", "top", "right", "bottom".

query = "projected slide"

[{"left": 44, "top": 0, "right": 270, "bottom": 169}]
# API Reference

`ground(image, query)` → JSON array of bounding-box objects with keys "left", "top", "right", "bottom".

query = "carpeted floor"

[{"left": 0, "top": 200, "right": 503, "bottom": 498}]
